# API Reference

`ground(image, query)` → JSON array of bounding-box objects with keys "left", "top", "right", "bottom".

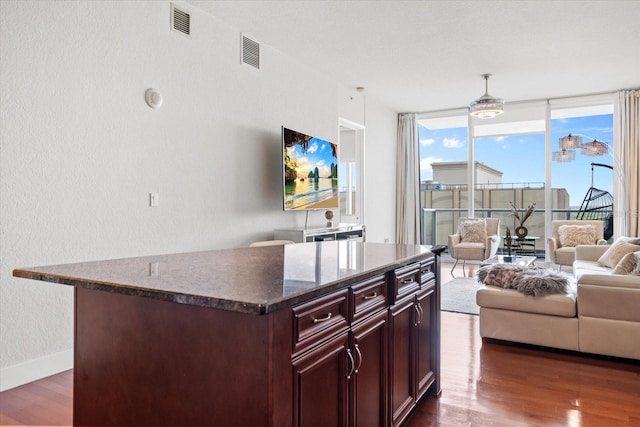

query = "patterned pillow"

[
  {"left": 459, "top": 218, "right": 487, "bottom": 243},
  {"left": 598, "top": 237, "right": 640, "bottom": 268},
  {"left": 558, "top": 225, "right": 596, "bottom": 247},
  {"left": 612, "top": 251, "right": 640, "bottom": 275}
]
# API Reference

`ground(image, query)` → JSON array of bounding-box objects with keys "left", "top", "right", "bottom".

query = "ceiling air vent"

[
  {"left": 171, "top": 4, "right": 191, "bottom": 37},
  {"left": 242, "top": 34, "right": 260, "bottom": 69}
]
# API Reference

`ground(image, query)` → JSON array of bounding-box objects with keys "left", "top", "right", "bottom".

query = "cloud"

[
  {"left": 307, "top": 142, "right": 318, "bottom": 153},
  {"left": 495, "top": 136, "right": 505, "bottom": 142},
  {"left": 420, "top": 138, "right": 435, "bottom": 147},
  {"left": 443, "top": 137, "right": 463, "bottom": 148},
  {"left": 420, "top": 156, "right": 443, "bottom": 178}
]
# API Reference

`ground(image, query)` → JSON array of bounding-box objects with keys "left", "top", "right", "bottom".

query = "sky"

[
  {"left": 287, "top": 137, "right": 337, "bottom": 178},
  {"left": 418, "top": 114, "right": 614, "bottom": 208}
]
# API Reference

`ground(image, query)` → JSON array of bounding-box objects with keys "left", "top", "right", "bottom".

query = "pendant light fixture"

[{"left": 469, "top": 74, "right": 504, "bottom": 119}]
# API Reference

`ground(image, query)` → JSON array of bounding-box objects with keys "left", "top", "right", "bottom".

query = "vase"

[{"left": 515, "top": 225, "right": 528, "bottom": 238}]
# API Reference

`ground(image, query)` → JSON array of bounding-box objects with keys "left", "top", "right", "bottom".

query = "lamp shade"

[
  {"left": 581, "top": 139, "right": 608, "bottom": 156},
  {"left": 553, "top": 149, "right": 576, "bottom": 162},
  {"left": 559, "top": 134, "right": 582, "bottom": 150}
]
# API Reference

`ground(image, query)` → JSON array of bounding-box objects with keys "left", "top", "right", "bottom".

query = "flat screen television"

[{"left": 282, "top": 127, "right": 339, "bottom": 211}]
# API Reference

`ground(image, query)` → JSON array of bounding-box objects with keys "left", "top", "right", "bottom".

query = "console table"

[
  {"left": 14, "top": 242, "right": 443, "bottom": 427},
  {"left": 275, "top": 224, "right": 365, "bottom": 243}
]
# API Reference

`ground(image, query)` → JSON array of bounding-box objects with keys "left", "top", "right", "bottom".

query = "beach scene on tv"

[{"left": 283, "top": 128, "right": 339, "bottom": 210}]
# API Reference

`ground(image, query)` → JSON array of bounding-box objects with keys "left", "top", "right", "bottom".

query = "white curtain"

[
  {"left": 395, "top": 113, "right": 421, "bottom": 244},
  {"left": 614, "top": 89, "right": 640, "bottom": 237}
]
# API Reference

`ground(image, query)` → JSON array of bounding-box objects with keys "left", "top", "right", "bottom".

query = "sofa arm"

[
  {"left": 578, "top": 282, "right": 640, "bottom": 322},
  {"left": 575, "top": 244, "right": 610, "bottom": 262},
  {"left": 577, "top": 273, "right": 640, "bottom": 289},
  {"left": 447, "top": 234, "right": 461, "bottom": 255},
  {"left": 547, "top": 237, "right": 559, "bottom": 263}
]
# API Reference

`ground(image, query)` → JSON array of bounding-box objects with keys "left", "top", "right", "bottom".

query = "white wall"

[{"left": 0, "top": 0, "right": 398, "bottom": 390}]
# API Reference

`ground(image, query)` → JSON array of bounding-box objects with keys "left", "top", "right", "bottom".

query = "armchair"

[
  {"left": 448, "top": 217, "right": 500, "bottom": 276},
  {"left": 547, "top": 220, "right": 606, "bottom": 270}
]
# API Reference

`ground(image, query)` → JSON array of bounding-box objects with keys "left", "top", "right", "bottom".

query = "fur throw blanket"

[{"left": 477, "top": 264, "right": 569, "bottom": 296}]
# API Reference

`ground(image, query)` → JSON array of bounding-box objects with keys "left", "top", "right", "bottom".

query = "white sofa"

[{"left": 476, "top": 244, "right": 640, "bottom": 360}]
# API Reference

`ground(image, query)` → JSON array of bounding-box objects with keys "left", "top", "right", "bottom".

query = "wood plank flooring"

[{"left": 1, "top": 261, "right": 638, "bottom": 426}]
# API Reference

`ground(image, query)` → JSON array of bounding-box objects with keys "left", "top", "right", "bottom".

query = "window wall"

[{"left": 418, "top": 97, "right": 615, "bottom": 256}]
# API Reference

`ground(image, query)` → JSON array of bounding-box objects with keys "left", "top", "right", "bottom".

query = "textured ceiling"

[{"left": 187, "top": 0, "right": 640, "bottom": 113}]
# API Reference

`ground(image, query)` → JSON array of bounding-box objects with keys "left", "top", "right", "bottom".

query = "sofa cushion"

[
  {"left": 476, "top": 281, "right": 577, "bottom": 317},
  {"left": 459, "top": 218, "right": 487, "bottom": 243},
  {"left": 597, "top": 237, "right": 640, "bottom": 268},
  {"left": 573, "top": 259, "right": 611, "bottom": 275},
  {"left": 555, "top": 246, "right": 577, "bottom": 266},
  {"left": 612, "top": 251, "right": 640, "bottom": 275},
  {"left": 558, "top": 224, "right": 596, "bottom": 247}
]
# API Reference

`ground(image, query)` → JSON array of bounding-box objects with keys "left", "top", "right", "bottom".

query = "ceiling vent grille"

[
  {"left": 242, "top": 34, "right": 260, "bottom": 69},
  {"left": 171, "top": 4, "right": 191, "bottom": 37}
]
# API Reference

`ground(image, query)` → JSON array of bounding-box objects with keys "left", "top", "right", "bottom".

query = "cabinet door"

[
  {"left": 389, "top": 297, "right": 416, "bottom": 427},
  {"left": 350, "top": 310, "right": 388, "bottom": 427},
  {"left": 292, "top": 332, "right": 349, "bottom": 427},
  {"left": 415, "top": 287, "right": 436, "bottom": 399}
]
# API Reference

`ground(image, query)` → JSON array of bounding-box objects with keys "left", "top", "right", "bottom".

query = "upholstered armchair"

[
  {"left": 547, "top": 220, "right": 606, "bottom": 270},
  {"left": 448, "top": 217, "right": 500, "bottom": 276}
]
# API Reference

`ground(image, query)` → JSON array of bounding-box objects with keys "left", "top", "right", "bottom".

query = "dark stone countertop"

[{"left": 14, "top": 241, "right": 438, "bottom": 315}]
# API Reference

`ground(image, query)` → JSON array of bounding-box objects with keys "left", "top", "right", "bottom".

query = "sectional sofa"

[{"left": 476, "top": 244, "right": 640, "bottom": 360}]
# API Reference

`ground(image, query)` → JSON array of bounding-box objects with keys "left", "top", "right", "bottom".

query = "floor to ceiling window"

[{"left": 418, "top": 96, "right": 615, "bottom": 255}]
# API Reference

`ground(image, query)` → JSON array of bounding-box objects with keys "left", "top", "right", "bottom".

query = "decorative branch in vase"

[{"left": 510, "top": 202, "right": 536, "bottom": 238}]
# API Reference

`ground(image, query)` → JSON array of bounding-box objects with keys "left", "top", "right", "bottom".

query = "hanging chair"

[{"left": 576, "top": 163, "right": 614, "bottom": 240}]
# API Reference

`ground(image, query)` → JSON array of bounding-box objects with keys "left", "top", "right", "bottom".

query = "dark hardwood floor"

[{"left": 1, "top": 261, "right": 639, "bottom": 426}]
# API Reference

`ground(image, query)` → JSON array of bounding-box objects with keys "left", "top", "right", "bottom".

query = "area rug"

[{"left": 441, "top": 277, "right": 480, "bottom": 315}]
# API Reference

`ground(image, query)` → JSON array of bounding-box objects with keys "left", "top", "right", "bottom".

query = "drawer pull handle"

[
  {"left": 312, "top": 312, "right": 332, "bottom": 324},
  {"left": 362, "top": 292, "right": 378, "bottom": 300},
  {"left": 401, "top": 278, "right": 415, "bottom": 285}
]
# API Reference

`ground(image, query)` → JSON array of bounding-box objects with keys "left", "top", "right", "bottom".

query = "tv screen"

[{"left": 283, "top": 127, "right": 339, "bottom": 211}]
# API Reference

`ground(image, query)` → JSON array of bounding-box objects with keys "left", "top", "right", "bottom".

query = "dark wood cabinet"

[
  {"left": 350, "top": 309, "right": 389, "bottom": 427},
  {"left": 389, "top": 261, "right": 439, "bottom": 427},
  {"left": 293, "top": 276, "right": 390, "bottom": 427},
  {"left": 292, "top": 332, "right": 350, "bottom": 427}
]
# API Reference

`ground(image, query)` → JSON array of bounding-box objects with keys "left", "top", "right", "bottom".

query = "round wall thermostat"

[{"left": 145, "top": 88, "right": 163, "bottom": 109}]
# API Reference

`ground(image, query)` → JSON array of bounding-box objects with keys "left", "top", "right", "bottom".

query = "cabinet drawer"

[
  {"left": 292, "top": 289, "right": 349, "bottom": 355},
  {"left": 351, "top": 274, "right": 388, "bottom": 324},
  {"left": 419, "top": 259, "right": 436, "bottom": 286},
  {"left": 391, "top": 263, "right": 421, "bottom": 302}
]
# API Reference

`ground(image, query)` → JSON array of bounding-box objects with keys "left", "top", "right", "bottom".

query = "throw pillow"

[
  {"left": 598, "top": 237, "right": 640, "bottom": 268},
  {"left": 612, "top": 251, "right": 640, "bottom": 275},
  {"left": 558, "top": 224, "right": 596, "bottom": 247},
  {"left": 459, "top": 218, "right": 487, "bottom": 243}
]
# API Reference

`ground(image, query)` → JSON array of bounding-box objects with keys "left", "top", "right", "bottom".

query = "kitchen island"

[{"left": 14, "top": 241, "right": 443, "bottom": 427}]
